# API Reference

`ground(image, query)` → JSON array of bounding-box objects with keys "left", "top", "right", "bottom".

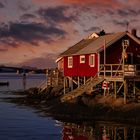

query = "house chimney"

[
  {"left": 131, "top": 28, "right": 137, "bottom": 37},
  {"left": 99, "top": 30, "right": 105, "bottom": 36}
]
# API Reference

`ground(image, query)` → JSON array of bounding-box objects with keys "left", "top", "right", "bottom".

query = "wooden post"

[
  {"left": 124, "top": 80, "right": 127, "bottom": 104},
  {"left": 22, "top": 73, "right": 26, "bottom": 90},
  {"left": 84, "top": 76, "right": 86, "bottom": 85},
  {"left": 70, "top": 77, "right": 73, "bottom": 91},
  {"left": 90, "top": 77, "right": 93, "bottom": 93},
  {"left": 78, "top": 77, "right": 80, "bottom": 88},
  {"left": 104, "top": 89, "right": 106, "bottom": 96},
  {"left": 56, "top": 69, "right": 59, "bottom": 86},
  {"left": 114, "top": 81, "right": 117, "bottom": 99},
  {"left": 133, "top": 80, "right": 136, "bottom": 96},
  {"left": 64, "top": 77, "right": 66, "bottom": 94},
  {"left": 114, "top": 127, "right": 116, "bottom": 140},
  {"left": 123, "top": 44, "right": 125, "bottom": 77},
  {"left": 46, "top": 69, "right": 48, "bottom": 87},
  {"left": 65, "top": 77, "right": 68, "bottom": 88},
  {"left": 133, "top": 128, "right": 136, "bottom": 140},
  {"left": 124, "top": 127, "right": 127, "bottom": 140},
  {"left": 103, "top": 39, "right": 106, "bottom": 78},
  {"left": 111, "top": 65, "right": 113, "bottom": 77}
]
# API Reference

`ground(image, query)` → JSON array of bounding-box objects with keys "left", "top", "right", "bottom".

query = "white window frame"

[
  {"left": 122, "top": 39, "right": 129, "bottom": 47},
  {"left": 80, "top": 55, "right": 85, "bottom": 63},
  {"left": 89, "top": 54, "right": 95, "bottom": 67},
  {"left": 68, "top": 57, "right": 73, "bottom": 68}
]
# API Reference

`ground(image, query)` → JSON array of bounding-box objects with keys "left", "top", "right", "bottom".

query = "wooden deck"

[{"left": 60, "top": 64, "right": 140, "bottom": 103}]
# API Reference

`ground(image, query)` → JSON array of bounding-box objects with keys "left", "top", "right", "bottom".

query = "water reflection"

[
  {"left": 61, "top": 122, "right": 140, "bottom": 140},
  {"left": 3, "top": 91, "right": 140, "bottom": 140},
  {"left": 1, "top": 74, "right": 140, "bottom": 140}
]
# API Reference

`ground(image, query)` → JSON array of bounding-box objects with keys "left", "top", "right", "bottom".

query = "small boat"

[{"left": 0, "top": 81, "right": 9, "bottom": 86}]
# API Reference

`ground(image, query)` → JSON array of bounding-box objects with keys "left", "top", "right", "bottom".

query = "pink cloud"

[
  {"left": 60, "top": 0, "right": 123, "bottom": 9},
  {"left": 31, "top": 0, "right": 47, "bottom": 4}
]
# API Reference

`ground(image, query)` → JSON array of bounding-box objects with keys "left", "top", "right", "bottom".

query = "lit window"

[
  {"left": 89, "top": 54, "right": 95, "bottom": 67},
  {"left": 122, "top": 39, "right": 129, "bottom": 47},
  {"left": 68, "top": 57, "right": 73, "bottom": 68},
  {"left": 80, "top": 55, "right": 85, "bottom": 63}
]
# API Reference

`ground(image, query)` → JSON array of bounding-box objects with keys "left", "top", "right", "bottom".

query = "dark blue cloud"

[
  {"left": 19, "top": 54, "right": 57, "bottom": 68},
  {"left": 112, "top": 20, "right": 129, "bottom": 27},
  {"left": 0, "top": 22, "right": 67, "bottom": 46},
  {"left": 117, "top": 8, "right": 140, "bottom": 17},
  {"left": 0, "top": 2, "right": 4, "bottom": 8},
  {"left": 38, "top": 6, "right": 76, "bottom": 23},
  {"left": 20, "top": 14, "right": 36, "bottom": 20},
  {"left": 84, "top": 26, "right": 100, "bottom": 32}
]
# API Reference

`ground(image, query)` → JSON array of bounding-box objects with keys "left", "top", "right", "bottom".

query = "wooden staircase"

[{"left": 61, "top": 76, "right": 104, "bottom": 102}]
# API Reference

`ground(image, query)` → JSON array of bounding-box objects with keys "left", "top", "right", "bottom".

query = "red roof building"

[
  {"left": 57, "top": 30, "right": 140, "bottom": 103},
  {"left": 57, "top": 31, "right": 140, "bottom": 77}
]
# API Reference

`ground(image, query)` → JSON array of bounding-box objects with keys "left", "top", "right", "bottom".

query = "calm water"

[
  {"left": 0, "top": 73, "right": 140, "bottom": 140},
  {"left": 0, "top": 74, "right": 61, "bottom": 140}
]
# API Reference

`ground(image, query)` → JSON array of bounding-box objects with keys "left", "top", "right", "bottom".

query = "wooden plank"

[{"left": 61, "top": 76, "right": 104, "bottom": 102}]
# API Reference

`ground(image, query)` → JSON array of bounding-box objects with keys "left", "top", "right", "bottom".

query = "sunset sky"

[{"left": 0, "top": 0, "right": 140, "bottom": 68}]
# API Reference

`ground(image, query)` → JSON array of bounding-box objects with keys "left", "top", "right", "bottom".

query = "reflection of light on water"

[{"left": 59, "top": 121, "right": 140, "bottom": 140}]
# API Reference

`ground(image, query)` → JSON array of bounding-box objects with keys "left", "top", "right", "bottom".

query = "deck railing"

[{"left": 99, "top": 64, "right": 140, "bottom": 77}]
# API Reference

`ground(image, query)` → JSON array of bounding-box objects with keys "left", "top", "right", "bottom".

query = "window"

[
  {"left": 122, "top": 39, "right": 129, "bottom": 47},
  {"left": 68, "top": 57, "right": 73, "bottom": 68},
  {"left": 80, "top": 55, "right": 85, "bottom": 63},
  {"left": 89, "top": 54, "right": 95, "bottom": 67}
]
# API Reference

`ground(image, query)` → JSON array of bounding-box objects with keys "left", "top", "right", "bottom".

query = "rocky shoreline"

[{"left": 4, "top": 85, "right": 140, "bottom": 125}]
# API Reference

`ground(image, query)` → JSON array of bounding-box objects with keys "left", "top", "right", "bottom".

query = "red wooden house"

[
  {"left": 56, "top": 29, "right": 140, "bottom": 103},
  {"left": 57, "top": 30, "right": 140, "bottom": 77}
]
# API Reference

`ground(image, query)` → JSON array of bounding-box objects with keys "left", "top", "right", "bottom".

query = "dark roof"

[
  {"left": 59, "top": 31, "right": 140, "bottom": 57},
  {"left": 60, "top": 38, "right": 96, "bottom": 56},
  {"left": 76, "top": 32, "right": 126, "bottom": 55}
]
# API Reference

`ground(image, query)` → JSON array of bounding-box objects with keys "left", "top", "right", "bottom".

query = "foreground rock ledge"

[{"left": 10, "top": 86, "right": 140, "bottom": 124}]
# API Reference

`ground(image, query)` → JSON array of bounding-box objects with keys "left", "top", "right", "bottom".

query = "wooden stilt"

[
  {"left": 133, "top": 80, "right": 136, "bottom": 96},
  {"left": 124, "top": 127, "right": 127, "bottom": 140},
  {"left": 64, "top": 77, "right": 66, "bottom": 94},
  {"left": 78, "top": 76, "right": 80, "bottom": 88},
  {"left": 114, "top": 127, "right": 116, "bottom": 140},
  {"left": 124, "top": 80, "right": 127, "bottom": 104},
  {"left": 84, "top": 76, "right": 86, "bottom": 85},
  {"left": 65, "top": 77, "right": 68, "bottom": 88},
  {"left": 104, "top": 89, "right": 106, "bottom": 96},
  {"left": 114, "top": 81, "right": 117, "bottom": 99},
  {"left": 68, "top": 77, "right": 71, "bottom": 91},
  {"left": 133, "top": 128, "right": 136, "bottom": 140},
  {"left": 90, "top": 77, "right": 92, "bottom": 92},
  {"left": 70, "top": 77, "right": 73, "bottom": 91}
]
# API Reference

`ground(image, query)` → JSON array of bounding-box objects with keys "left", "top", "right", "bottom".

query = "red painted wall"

[
  {"left": 100, "top": 35, "right": 140, "bottom": 64},
  {"left": 63, "top": 53, "right": 98, "bottom": 77}
]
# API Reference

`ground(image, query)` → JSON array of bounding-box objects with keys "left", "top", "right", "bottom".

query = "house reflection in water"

[{"left": 61, "top": 122, "right": 140, "bottom": 140}]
